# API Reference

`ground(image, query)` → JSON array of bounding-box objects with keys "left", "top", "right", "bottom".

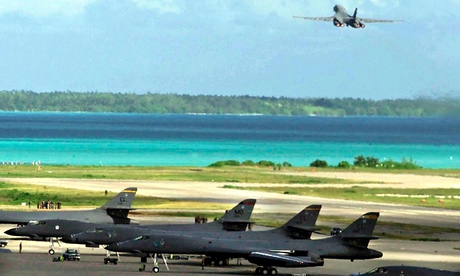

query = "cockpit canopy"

[{"left": 333, "top": 5, "right": 346, "bottom": 13}]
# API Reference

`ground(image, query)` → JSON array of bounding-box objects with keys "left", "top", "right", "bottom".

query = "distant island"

[{"left": 0, "top": 90, "right": 459, "bottom": 117}]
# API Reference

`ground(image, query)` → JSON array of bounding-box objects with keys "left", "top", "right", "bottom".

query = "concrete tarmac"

[{"left": 1, "top": 234, "right": 459, "bottom": 275}]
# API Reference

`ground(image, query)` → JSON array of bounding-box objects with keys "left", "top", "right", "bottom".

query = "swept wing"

[
  {"left": 359, "top": 18, "right": 402, "bottom": 23},
  {"left": 293, "top": 16, "right": 333, "bottom": 22}
]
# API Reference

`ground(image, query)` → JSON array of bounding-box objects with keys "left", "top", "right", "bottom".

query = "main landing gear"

[
  {"left": 255, "top": 266, "right": 278, "bottom": 275},
  {"left": 48, "top": 237, "right": 62, "bottom": 255},
  {"left": 138, "top": 253, "right": 169, "bottom": 273}
]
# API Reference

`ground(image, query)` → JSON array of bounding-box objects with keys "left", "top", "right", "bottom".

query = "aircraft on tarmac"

[
  {"left": 0, "top": 187, "right": 138, "bottom": 225},
  {"left": 106, "top": 212, "right": 381, "bottom": 275},
  {"left": 64, "top": 203, "right": 320, "bottom": 268},
  {"left": 61, "top": 199, "right": 258, "bottom": 246},
  {"left": 5, "top": 198, "right": 256, "bottom": 242},
  {"left": 4, "top": 198, "right": 256, "bottom": 256},
  {"left": 293, "top": 5, "right": 402, "bottom": 28},
  {"left": 66, "top": 204, "right": 321, "bottom": 246},
  {"left": 351, "top": 265, "right": 460, "bottom": 276},
  {"left": 1, "top": 187, "right": 138, "bottom": 254}
]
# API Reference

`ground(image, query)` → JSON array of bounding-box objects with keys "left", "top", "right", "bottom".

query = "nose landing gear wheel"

[
  {"left": 48, "top": 249, "right": 55, "bottom": 255},
  {"left": 152, "top": 266, "right": 160, "bottom": 273}
]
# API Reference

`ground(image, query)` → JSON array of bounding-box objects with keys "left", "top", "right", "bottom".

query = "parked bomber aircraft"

[
  {"left": 1, "top": 187, "right": 137, "bottom": 254},
  {"left": 6, "top": 199, "right": 256, "bottom": 244},
  {"left": 294, "top": 5, "right": 402, "bottom": 28},
  {"left": 67, "top": 204, "right": 320, "bottom": 269},
  {"left": 0, "top": 187, "right": 138, "bottom": 225},
  {"left": 108, "top": 211, "right": 381, "bottom": 275},
  {"left": 5, "top": 198, "right": 255, "bottom": 261},
  {"left": 350, "top": 265, "right": 460, "bottom": 276},
  {"left": 66, "top": 204, "right": 320, "bottom": 247}
]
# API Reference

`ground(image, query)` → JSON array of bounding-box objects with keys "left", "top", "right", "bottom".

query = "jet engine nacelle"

[
  {"left": 333, "top": 18, "right": 344, "bottom": 27},
  {"left": 351, "top": 21, "right": 365, "bottom": 28}
]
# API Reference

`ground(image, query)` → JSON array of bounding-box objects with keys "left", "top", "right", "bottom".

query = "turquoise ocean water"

[{"left": 0, "top": 112, "right": 459, "bottom": 169}]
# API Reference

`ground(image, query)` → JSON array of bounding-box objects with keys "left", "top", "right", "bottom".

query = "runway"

[{"left": 3, "top": 176, "right": 460, "bottom": 229}]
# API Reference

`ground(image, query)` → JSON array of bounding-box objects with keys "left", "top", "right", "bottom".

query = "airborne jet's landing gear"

[
  {"left": 48, "top": 237, "right": 62, "bottom": 255},
  {"left": 255, "top": 266, "right": 278, "bottom": 275}
]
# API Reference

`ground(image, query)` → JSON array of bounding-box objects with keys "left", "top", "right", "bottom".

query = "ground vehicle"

[
  {"left": 104, "top": 257, "right": 118, "bottom": 265},
  {"left": 330, "top": 227, "right": 342, "bottom": 236},
  {"left": 0, "top": 240, "right": 7, "bottom": 247},
  {"left": 63, "top": 248, "right": 80, "bottom": 261}
]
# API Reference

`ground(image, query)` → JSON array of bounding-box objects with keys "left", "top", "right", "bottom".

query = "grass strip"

[{"left": 223, "top": 185, "right": 460, "bottom": 210}]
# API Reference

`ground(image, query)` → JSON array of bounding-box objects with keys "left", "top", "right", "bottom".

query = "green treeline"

[{"left": 0, "top": 90, "right": 459, "bottom": 116}]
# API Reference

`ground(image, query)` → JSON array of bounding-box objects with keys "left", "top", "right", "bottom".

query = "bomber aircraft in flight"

[{"left": 294, "top": 5, "right": 402, "bottom": 28}]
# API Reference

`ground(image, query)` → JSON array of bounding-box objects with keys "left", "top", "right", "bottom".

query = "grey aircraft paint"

[
  {"left": 66, "top": 203, "right": 320, "bottom": 246},
  {"left": 351, "top": 265, "right": 460, "bottom": 276},
  {"left": 0, "top": 187, "right": 138, "bottom": 225},
  {"left": 294, "top": 5, "right": 402, "bottom": 28},
  {"left": 106, "top": 212, "right": 381, "bottom": 275},
  {"left": 4, "top": 199, "right": 257, "bottom": 242}
]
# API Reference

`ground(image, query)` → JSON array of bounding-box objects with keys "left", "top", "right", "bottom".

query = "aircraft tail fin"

[
  {"left": 279, "top": 205, "right": 322, "bottom": 239},
  {"left": 101, "top": 187, "right": 137, "bottom": 216},
  {"left": 340, "top": 212, "right": 380, "bottom": 248},
  {"left": 217, "top": 199, "right": 256, "bottom": 231},
  {"left": 353, "top": 8, "right": 358, "bottom": 18}
]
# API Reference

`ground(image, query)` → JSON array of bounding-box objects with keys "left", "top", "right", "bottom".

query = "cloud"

[
  {"left": 0, "top": 0, "right": 97, "bottom": 18},
  {"left": 130, "top": 0, "right": 184, "bottom": 14}
]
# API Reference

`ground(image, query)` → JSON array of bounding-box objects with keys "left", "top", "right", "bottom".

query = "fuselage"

[
  {"left": 332, "top": 4, "right": 365, "bottom": 28},
  {"left": 64, "top": 220, "right": 237, "bottom": 245},
  {"left": 107, "top": 229, "right": 382, "bottom": 261}
]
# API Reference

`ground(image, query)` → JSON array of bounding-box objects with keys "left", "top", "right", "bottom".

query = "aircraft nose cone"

[{"left": 4, "top": 228, "right": 19, "bottom": 236}]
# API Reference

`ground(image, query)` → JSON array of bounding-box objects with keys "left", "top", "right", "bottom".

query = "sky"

[{"left": 0, "top": 0, "right": 459, "bottom": 100}]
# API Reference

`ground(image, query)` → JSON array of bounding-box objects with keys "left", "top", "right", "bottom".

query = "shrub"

[
  {"left": 282, "top": 162, "right": 292, "bottom": 167},
  {"left": 257, "top": 160, "right": 275, "bottom": 167},
  {"left": 208, "top": 160, "right": 241, "bottom": 167},
  {"left": 242, "top": 160, "right": 255, "bottom": 166},
  {"left": 208, "top": 161, "right": 226, "bottom": 167},
  {"left": 310, "top": 159, "right": 328, "bottom": 167},
  {"left": 353, "top": 156, "right": 379, "bottom": 167},
  {"left": 224, "top": 160, "right": 241, "bottom": 166},
  {"left": 337, "top": 161, "right": 351, "bottom": 168}
]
